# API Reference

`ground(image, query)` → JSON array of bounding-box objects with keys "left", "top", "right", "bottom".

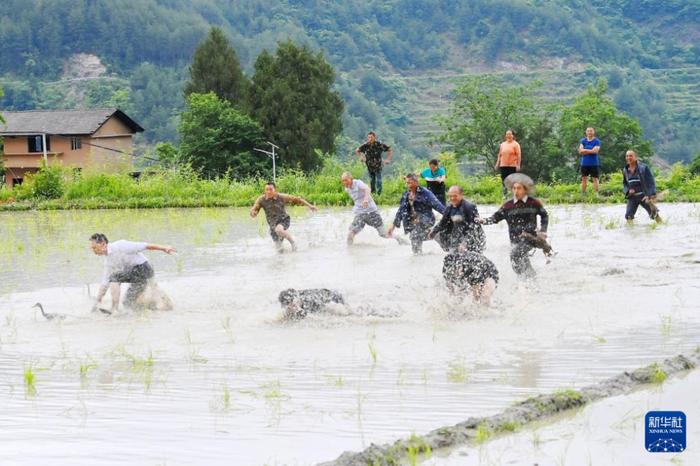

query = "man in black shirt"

[
  {"left": 356, "top": 131, "right": 393, "bottom": 195},
  {"left": 429, "top": 185, "right": 485, "bottom": 253},
  {"left": 479, "top": 173, "right": 549, "bottom": 278}
]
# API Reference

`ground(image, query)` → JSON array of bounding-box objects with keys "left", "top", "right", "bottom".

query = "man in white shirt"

[
  {"left": 341, "top": 172, "right": 404, "bottom": 245},
  {"left": 90, "top": 233, "right": 176, "bottom": 312}
]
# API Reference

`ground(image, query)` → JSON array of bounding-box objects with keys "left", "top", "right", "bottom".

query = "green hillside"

[{"left": 1, "top": 0, "right": 699, "bottom": 162}]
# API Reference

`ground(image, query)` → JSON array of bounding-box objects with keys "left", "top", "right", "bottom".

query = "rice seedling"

[
  {"left": 660, "top": 315, "right": 673, "bottom": 338},
  {"left": 406, "top": 434, "right": 432, "bottom": 465},
  {"left": 325, "top": 375, "right": 344, "bottom": 387},
  {"left": 447, "top": 357, "right": 469, "bottom": 383},
  {"left": 475, "top": 423, "right": 492, "bottom": 444},
  {"left": 210, "top": 383, "right": 234, "bottom": 413},
  {"left": 367, "top": 342, "right": 378, "bottom": 365},
  {"left": 650, "top": 363, "right": 667, "bottom": 384},
  {"left": 184, "top": 329, "right": 208, "bottom": 365},
  {"left": 24, "top": 365, "right": 37, "bottom": 396},
  {"left": 220, "top": 315, "right": 235, "bottom": 343}
]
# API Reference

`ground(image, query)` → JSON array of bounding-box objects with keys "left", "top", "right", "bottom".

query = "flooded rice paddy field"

[{"left": 0, "top": 204, "right": 699, "bottom": 465}]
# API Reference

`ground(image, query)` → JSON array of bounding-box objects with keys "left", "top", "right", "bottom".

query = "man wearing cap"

[
  {"left": 479, "top": 173, "right": 549, "bottom": 278},
  {"left": 428, "top": 185, "right": 485, "bottom": 253},
  {"left": 388, "top": 173, "right": 446, "bottom": 254},
  {"left": 623, "top": 150, "right": 662, "bottom": 224},
  {"left": 341, "top": 172, "right": 405, "bottom": 245}
]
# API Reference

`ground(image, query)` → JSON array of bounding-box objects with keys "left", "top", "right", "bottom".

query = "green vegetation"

[
  {"left": 475, "top": 423, "right": 492, "bottom": 444},
  {"left": 178, "top": 93, "right": 265, "bottom": 178},
  {"left": 248, "top": 41, "right": 344, "bottom": 171},
  {"left": 23, "top": 365, "right": 37, "bottom": 396},
  {"left": 184, "top": 27, "right": 248, "bottom": 108},
  {"left": 2, "top": 156, "right": 700, "bottom": 211},
  {"left": 650, "top": 363, "right": 668, "bottom": 384},
  {"left": 439, "top": 78, "right": 652, "bottom": 181},
  {"left": 1, "top": 1, "right": 699, "bottom": 164}
]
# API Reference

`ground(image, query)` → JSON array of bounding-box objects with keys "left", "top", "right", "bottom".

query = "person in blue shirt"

[
  {"left": 388, "top": 173, "right": 446, "bottom": 254},
  {"left": 420, "top": 159, "right": 447, "bottom": 205},
  {"left": 578, "top": 127, "right": 601, "bottom": 194}
]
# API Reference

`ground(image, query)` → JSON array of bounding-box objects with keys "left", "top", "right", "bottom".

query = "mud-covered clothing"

[
  {"left": 431, "top": 199, "right": 485, "bottom": 253},
  {"left": 109, "top": 261, "right": 154, "bottom": 307},
  {"left": 393, "top": 187, "right": 445, "bottom": 231},
  {"left": 280, "top": 289, "right": 345, "bottom": 319},
  {"left": 358, "top": 140, "right": 390, "bottom": 173},
  {"left": 623, "top": 162, "right": 659, "bottom": 221},
  {"left": 252, "top": 193, "right": 306, "bottom": 241},
  {"left": 625, "top": 196, "right": 659, "bottom": 220},
  {"left": 102, "top": 240, "right": 148, "bottom": 286},
  {"left": 349, "top": 211, "right": 385, "bottom": 235},
  {"left": 623, "top": 162, "right": 656, "bottom": 198},
  {"left": 393, "top": 187, "right": 445, "bottom": 254},
  {"left": 484, "top": 196, "right": 548, "bottom": 277},
  {"left": 483, "top": 196, "right": 549, "bottom": 242},
  {"left": 443, "top": 251, "right": 499, "bottom": 292}
]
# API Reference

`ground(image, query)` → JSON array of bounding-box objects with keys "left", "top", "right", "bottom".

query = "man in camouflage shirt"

[
  {"left": 356, "top": 131, "right": 393, "bottom": 195},
  {"left": 250, "top": 182, "right": 317, "bottom": 251}
]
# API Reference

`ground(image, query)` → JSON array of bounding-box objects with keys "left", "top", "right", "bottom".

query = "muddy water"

[{"left": 0, "top": 204, "right": 699, "bottom": 465}]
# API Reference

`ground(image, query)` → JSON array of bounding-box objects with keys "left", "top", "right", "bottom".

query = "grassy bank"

[{"left": 1, "top": 158, "right": 700, "bottom": 211}]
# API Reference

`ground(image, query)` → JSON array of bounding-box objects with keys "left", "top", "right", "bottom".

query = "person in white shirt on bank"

[{"left": 89, "top": 233, "right": 176, "bottom": 312}]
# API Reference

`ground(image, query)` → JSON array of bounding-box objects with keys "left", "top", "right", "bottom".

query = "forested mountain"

[{"left": 1, "top": 0, "right": 699, "bottom": 163}]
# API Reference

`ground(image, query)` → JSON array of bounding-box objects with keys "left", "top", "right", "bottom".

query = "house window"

[
  {"left": 12, "top": 178, "right": 23, "bottom": 186},
  {"left": 71, "top": 137, "right": 82, "bottom": 150},
  {"left": 27, "top": 135, "right": 50, "bottom": 153}
]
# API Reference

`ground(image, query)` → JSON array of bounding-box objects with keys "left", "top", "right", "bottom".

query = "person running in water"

[
  {"left": 388, "top": 173, "right": 445, "bottom": 254},
  {"left": 356, "top": 131, "right": 393, "bottom": 195},
  {"left": 479, "top": 173, "right": 549, "bottom": 278},
  {"left": 250, "top": 182, "right": 317, "bottom": 251},
  {"left": 421, "top": 158, "right": 447, "bottom": 205},
  {"left": 341, "top": 172, "right": 405, "bottom": 245},
  {"left": 623, "top": 150, "right": 662, "bottom": 224},
  {"left": 579, "top": 127, "right": 601, "bottom": 194},
  {"left": 494, "top": 129, "right": 521, "bottom": 192},
  {"left": 428, "top": 185, "right": 485, "bottom": 253},
  {"left": 442, "top": 251, "right": 499, "bottom": 306},
  {"left": 90, "top": 233, "right": 176, "bottom": 312}
]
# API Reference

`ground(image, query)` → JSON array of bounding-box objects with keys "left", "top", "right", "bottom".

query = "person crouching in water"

[
  {"left": 479, "top": 173, "right": 549, "bottom": 278},
  {"left": 428, "top": 185, "right": 485, "bottom": 253},
  {"left": 278, "top": 288, "right": 346, "bottom": 320},
  {"left": 623, "top": 150, "right": 662, "bottom": 224},
  {"left": 443, "top": 251, "right": 499, "bottom": 306},
  {"left": 388, "top": 173, "right": 445, "bottom": 254},
  {"left": 90, "top": 233, "right": 176, "bottom": 313}
]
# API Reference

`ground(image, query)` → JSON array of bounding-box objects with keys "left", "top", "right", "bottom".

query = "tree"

[
  {"left": 559, "top": 80, "right": 653, "bottom": 174},
  {"left": 178, "top": 93, "right": 266, "bottom": 178},
  {"left": 248, "top": 41, "right": 344, "bottom": 171},
  {"left": 184, "top": 27, "right": 248, "bottom": 108},
  {"left": 437, "top": 77, "right": 560, "bottom": 180}
]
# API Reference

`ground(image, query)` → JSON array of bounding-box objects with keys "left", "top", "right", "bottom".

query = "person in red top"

[{"left": 494, "top": 129, "right": 522, "bottom": 192}]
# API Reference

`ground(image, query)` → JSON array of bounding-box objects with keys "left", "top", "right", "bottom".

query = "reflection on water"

[{"left": 0, "top": 204, "right": 699, "bottom": 465}]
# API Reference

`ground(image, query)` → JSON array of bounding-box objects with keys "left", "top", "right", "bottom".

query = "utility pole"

[
  {"left": 254, "top": 141, "right": 279, "bottom": 182},
  {"left": 41, "top": 133, "right": 48, "bottom": 165}
]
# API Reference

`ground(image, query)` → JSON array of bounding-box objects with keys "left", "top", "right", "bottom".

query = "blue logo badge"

[{"left": 646, "top": 411, "right": 686, "bottom": 453}]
